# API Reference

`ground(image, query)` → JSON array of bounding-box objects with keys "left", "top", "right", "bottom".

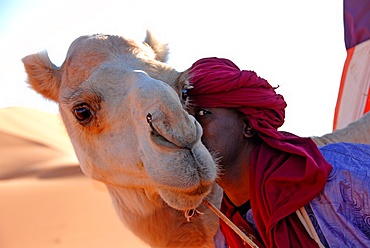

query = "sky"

[{"left": 0, "top": 0, "right": 346, "bottom": 137}]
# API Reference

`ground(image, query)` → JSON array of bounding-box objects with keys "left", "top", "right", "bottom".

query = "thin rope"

[
  {"left": 203, "top": 199, "right": 259, "bottom": 248},
  {"left": 296, "top": 207, "right": 325, "bottom": 248},
  {"left": 184, "top": 209, "right": 204, "bottom": 222}
]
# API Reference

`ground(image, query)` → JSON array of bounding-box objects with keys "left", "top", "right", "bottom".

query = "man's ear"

[{"left": 243, "top": 122, "right": 256, "bottom": 138}]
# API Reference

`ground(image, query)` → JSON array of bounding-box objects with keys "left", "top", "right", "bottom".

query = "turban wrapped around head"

[
  {"left": 188, "top": 57, "right": 287, "bottom": 136},
  {"left": 188, "top": 57, "right": 332, "bottom": 247}
]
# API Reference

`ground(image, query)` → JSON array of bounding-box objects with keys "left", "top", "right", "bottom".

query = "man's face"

[{"left": 191, "top": 107, "right": 247, "bottom": 170}]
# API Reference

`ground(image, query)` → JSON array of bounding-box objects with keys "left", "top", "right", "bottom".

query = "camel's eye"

[
  {"left": 181, "top": 89, "right": 188, "bottom": 101},
  {"left": 73, "top": 104, "right": 93, "bottom": 124}
]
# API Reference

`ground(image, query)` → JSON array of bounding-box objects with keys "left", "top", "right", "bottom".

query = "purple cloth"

[
  {"left": 309, "top": 142, "right": 370, "bottom": 247},
  {"left": 344, "top": 0, "right": 370, "bottom": 49}
]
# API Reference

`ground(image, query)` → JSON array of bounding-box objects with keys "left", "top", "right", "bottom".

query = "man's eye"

[{"left": 197, "top": 109, "right": 211, "bottom": 117}]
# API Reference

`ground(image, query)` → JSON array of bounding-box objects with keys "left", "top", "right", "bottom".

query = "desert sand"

[{"left": 0, "top": 107, "right": 150, "bottom": 248}]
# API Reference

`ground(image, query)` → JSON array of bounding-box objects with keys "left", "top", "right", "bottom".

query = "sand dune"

[{"left": 0, "top": 107, "right": 150, "bottom": 248}]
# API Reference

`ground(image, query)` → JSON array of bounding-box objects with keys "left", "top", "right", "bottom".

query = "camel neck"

[{"left": 105, "top": 184, "right": 218, "bottom": 247}]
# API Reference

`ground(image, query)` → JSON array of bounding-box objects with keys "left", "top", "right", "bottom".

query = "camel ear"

[
  {"left": 22, "top": 51, "right": 61, "bottom": 102},
  {"left": 144, "top": 30, "right": 169, "bottom": 63}
]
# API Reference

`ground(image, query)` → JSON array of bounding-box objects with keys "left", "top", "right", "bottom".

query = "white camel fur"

[{"left": 22, "top": 32, "right": 370, "bottom": 248}]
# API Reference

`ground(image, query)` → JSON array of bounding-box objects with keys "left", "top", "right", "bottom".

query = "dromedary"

[
  {"left": 22, "top": 32, "right": 222, "bottom": 248},
  {"left": 311, "top": 111, "right": 370, "bottom": 146},
  {"left": 22, "top": 32, "right": 370, "bottom": 248}
]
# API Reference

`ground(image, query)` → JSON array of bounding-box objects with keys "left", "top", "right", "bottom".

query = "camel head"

[{"left": 22, "top": 32, "right": 218, "bottom": 211}]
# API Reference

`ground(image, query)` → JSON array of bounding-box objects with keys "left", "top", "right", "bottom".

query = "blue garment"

[
  {"left": 308, "top": 142, "right": 370, "bottom": 247},
  {"left": 214, "top": 142, "right": 370, "bottom": 247}
]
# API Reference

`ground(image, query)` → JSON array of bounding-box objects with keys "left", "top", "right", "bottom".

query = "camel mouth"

[{"left": 149, "top": 128, "right": 181, "bottom": 150}]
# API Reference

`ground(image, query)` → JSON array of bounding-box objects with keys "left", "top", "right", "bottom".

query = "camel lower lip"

[{"left": 158, "top": 188, "right": 210, "bottom": 210}]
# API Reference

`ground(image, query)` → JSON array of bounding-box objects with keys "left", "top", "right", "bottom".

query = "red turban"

[{"left": 188, "top": 57, "right": 332, "bottom": 247}]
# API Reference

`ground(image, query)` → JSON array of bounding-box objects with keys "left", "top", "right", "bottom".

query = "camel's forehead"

[
  {"left": 87, "top": 62, "right": 140, "bottom": 92},
  {"left": 67, "top": 34, "right": 141, "bottom": 58},
  {"left": 60, "top": 62, "right": 135, "bottom": 100},
  {"left": 61, "top": 34, "right": 153, "bottom": 88},
  {"left": 60, "top": 62, "right": 174, "bottom": 107},
  {"left": 88, "top": 64, "right": 177, "bottom": 101}
]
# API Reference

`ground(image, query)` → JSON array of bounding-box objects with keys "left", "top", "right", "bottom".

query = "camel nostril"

[
  {"left": 146, "top": 113, "right": 152, "bottom": 122},
  {"left": 145, "top": 112, "right": 201, "bottom": 151},
  {"left": 146, "top": 113, "right": 181, "bottom": 149},
  {"left": 193, "top": 118, "right": 203, "bottom": 142}
]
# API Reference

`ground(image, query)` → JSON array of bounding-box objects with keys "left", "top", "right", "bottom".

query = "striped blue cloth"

[
  {"left": 214, "top": 142, "right": 370, "bottom": 247},
  {"left": 308, "top": 142, "right": 370, "bottom": 247}
]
